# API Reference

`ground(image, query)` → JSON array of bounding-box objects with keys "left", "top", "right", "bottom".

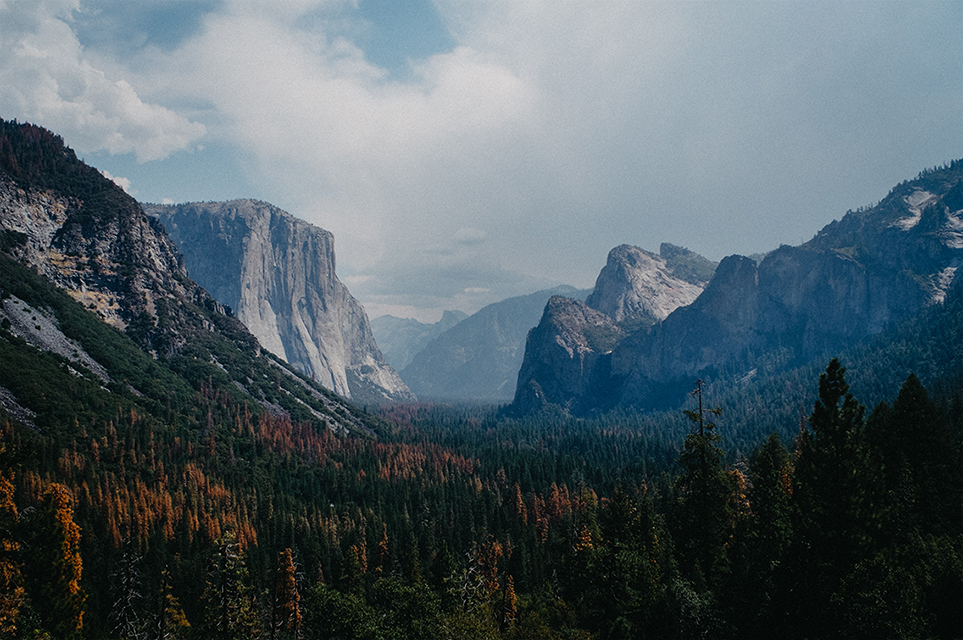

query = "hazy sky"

[{"left": 2, "top": 0, "right": 961, "bottom": 321}]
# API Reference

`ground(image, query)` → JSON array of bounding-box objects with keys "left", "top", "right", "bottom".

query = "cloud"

[
  {"left": 4, "top": 0, "right": 959, "bottom": 320},
  {"left": 100, "top": 169, "right": 131, "bottom": 193},
  {"left": 0, "top": 0, "right": 205, "bottom": 162}
]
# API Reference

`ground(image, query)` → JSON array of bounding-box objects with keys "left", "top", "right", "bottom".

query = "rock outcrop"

[
  {"left": 513, "top": 161, "right": 963, "bottom": 414},
  {"left": 145, "top": 200, "right": 412, "bottom": 403},
  {"left": 512, "top": 295, "right": 622, "bottom": 414},
  {"left": 0, "top": 123, "right": 237, "bottom": 358}
]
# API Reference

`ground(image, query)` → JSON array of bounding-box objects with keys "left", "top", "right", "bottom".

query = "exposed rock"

[
  {"left": 585, "top": 244, "right": 706, "bottom": 324},
  {"left": 0, "top": 295, "right": 110, "bottom": 383},
  {"left": 0, "top": 145, "right": 237, "bottom": 359},
  {"left": 513, "top": 161, "right": 963, "bottom": 414},
  {"left": 512, "top": 295, "right": 622, "bottom": 414},
  {"left": 145, "top": 200, "right": 413, "bottom": 403}
]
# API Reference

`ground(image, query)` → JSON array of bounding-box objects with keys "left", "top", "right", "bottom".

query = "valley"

[{"left": 1, "top": 118, "right": 961, "bottom": 639}]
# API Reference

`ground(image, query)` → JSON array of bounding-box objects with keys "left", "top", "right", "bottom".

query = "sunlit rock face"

[
  {"left": 586, "top": 244, "right": 705, "bottom": 324},
  {"left": 147, "top": 200, "right": 413, "bottom": 403}
]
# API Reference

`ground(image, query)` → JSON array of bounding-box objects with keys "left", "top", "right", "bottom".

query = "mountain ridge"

[{"left": 514, "top": 160, "right": 963, "bottom": 414}]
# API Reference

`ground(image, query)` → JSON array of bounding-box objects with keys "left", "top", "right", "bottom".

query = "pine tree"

[
  {"left": 272, "top": 548, "right": 302, "bottom": 640},
  {"left": 672, "top": 380, "right": 733, "bottom": 591},
  {"left": 145, "top": 568, "right": 190, "bottom": 640},
  {"left": 0, "top": 473, "right": 23, "bottom": 638},
  {"left": 788, "top": 359, "right": 880, "bottom": 638},
  {"left": 110, "top": 537, "right": 144, "bottom": 640},
  {"left": 722, "top": 433, "right": 793, "bottom": 638}
]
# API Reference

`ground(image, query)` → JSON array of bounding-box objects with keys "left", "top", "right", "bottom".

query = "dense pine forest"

[{"left": 1, "top": 118, "right": 962, "bottom": 639}]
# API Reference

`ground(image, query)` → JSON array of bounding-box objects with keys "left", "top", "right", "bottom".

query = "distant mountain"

[
  {"left": 400, "top": 285, "right": 590, "bottom": 402},
  {"left": 145, "top": 200, "right": 413, "bottom": 405},
  {"left": 513, "top": 160, "right": 963, "bottom": 414},
  {"left": 371, "top": 310, "right": 467, "bottom": 371}
]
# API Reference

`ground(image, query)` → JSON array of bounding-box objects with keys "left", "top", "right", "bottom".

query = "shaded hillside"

[{"left": 371, "top": 309, "right": 467, "bottom": 370}]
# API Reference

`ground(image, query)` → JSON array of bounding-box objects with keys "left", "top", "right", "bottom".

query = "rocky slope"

[
  {"left": 0, "top": 118, "right": 378, "bottom": 434},
  {"left": 145, "top": 200, "right": 413, "bottom": 404},
  {"left": 401, "top": 285, "right": 589, "bottom": 402},
  {"left": 0, "top": 121, "right": 237, "bottom": 358},
  {"left": 514, "top": 161, "right": 963, "bottom": 414},
  {"left": 371, "top": 310, "right": 467, "bottom": 371}
]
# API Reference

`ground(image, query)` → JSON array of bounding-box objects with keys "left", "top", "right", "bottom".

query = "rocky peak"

[
  {"left": 513, "top": 160, "right": 963, "bottom": 415},
  {"left": 146, "top": 200, "right": 412, "bottom": 403},
  {"left": 512, "top": 296, "right": 622, "bottom": 413},
  {"left": 585, "top": 244, "right": 708, "bottom": 324}
]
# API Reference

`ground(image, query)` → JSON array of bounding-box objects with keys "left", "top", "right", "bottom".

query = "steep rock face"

[
  {"left": 145, "top": 200, "right": 412, "bottom": 403},
  {"left": 513, "top": 161, "right": 963, "bottom": 414},
  {"left": 371, "top": 310, "right": 468, "bottom": 371},
  {"left": 401, "top": 286, "right": 588, "bottom": 402},
  {"left": 585, "top": 244, "right": 707, "bottom": 323},
  {"left": 513, "top": 296, "right": 622, "bottom": 414}
]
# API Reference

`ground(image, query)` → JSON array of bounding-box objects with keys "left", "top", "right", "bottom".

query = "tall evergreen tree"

[
  {"left": 788, "top": 359, "right": 880, "bottom": 638},
  {"left": 722, "top": 432, "right": 793, "bottom": 638},
  {"left": 200, "top": 531, "right": 259, "bottom": 639},
  {"left": 272, "top": 548, "right": 302, "bottom": 640},
  {"left": 672, "top": 380, "right": 733, "bottom": 593}
]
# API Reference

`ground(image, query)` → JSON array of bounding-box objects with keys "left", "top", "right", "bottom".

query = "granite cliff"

[
  {"left": 0, "top": 121, "right": 239, "bottom": 358},
  {"left": 514, "top": 161, "right": 963, "bottom": 414},
  {"left": 585, "top": 243, "right": 711, "bottom": 325},
  {"left": 145, "top": 200, "right": 413, "bottom": 404},
  {"left": 513, "top": 244, "right": 714, "bottom": 413}
]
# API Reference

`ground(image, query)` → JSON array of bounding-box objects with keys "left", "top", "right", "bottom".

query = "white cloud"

[
  {"left": 100, "top": 169, "right": 131, "bottom": 193},
  {"left": 0, "top": 0, "right": 205, "bottom": 162}
]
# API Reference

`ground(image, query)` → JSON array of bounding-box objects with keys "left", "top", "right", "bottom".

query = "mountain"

[
  {"left": 400, "top": 285, "right": 589, "bottom": 402},
  {"left": 144, "top": 200, "right": 413, "bottom": 405},
  {"left": 513, "top": 243, "right": 714, "bottom": 414},
  {"left": 371, "top": 309, "right": 467, "bottom": 371},
  {"left": 0, "top": 118, "right": 377, "bottom": 434},
  {"left": 513, "top": 160, "right": 963, "bottom": 414}
]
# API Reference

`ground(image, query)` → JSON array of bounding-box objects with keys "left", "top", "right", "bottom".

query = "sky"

[{"left": 1, "top": 0, "right": 961, "bottom": 322}]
